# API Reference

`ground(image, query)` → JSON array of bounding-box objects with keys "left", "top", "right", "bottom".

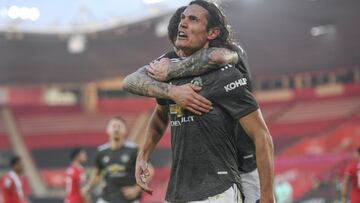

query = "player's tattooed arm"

[
  {"left": 123, "top": 66, "right": 213, "bottom": 115},
  {"left": 147, "top": 47, "right": 238, "bottom": 81},
  {"left": 123, "top": 65, "right": 171, "bottom": 99}
]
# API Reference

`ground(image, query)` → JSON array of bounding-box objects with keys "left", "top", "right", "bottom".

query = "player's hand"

[
  {"left": 81, "top": 186, "right": 89, "bottom": 196},
  {"left": 135, "top": 159, "right": 153, "bottom": 195},
  {"left": 80, "top": 187, "right": 92, "bottom": 203},
  {"left": 147, "top": 58, "right": 172, "bottom": 81},
  {"left": 168, "top": 83, "right": 212, "bottom": 115},
  {"left": 121, "top": 185, "right": 142, "bottom": 200}
]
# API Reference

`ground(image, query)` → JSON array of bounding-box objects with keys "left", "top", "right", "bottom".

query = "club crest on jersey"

[
  {"left": 120, "top": 154, "right": 130, "bottom": 163},
  {"left": 224, "top": 78, "right": 247, "bottom": 92},
  {"left": 191, "top": 77, "right": 203, "bottom": 87},
  {"left": 108, "top": 164, "right": 125, "bottom": 173},
  {"left": 102, "top": 156, "right": 110, "bottom": 163},
  {"left": 169, "top": 104, "right": 195, "bottom": 126}
]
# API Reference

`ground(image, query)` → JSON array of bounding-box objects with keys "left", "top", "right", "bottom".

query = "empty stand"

[
  {"left": 259, "top": 101, "right": 293, "bottom": 121},
  {"left": 11, "top": 103, "right": 146, "bottom": 149},
  {"left": 275, "top": 96, "right": 360, "bottom": 123},
  {"left": 280, "top": 119, "right": 360, "bottom": 157},
  {"left": 0, "top": 115, "right": 10, "bottom": 149}
]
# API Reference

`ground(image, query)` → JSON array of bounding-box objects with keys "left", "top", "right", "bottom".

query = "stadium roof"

[{"left": 0, "top": 0, "right": 360, "bottom": 85}]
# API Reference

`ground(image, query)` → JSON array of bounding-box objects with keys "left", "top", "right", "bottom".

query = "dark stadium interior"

[{"left": 0, "top": 0, "right": 360, "bottom": 85}]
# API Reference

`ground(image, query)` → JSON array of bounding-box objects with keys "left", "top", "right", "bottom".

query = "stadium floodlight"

[
  {"left": 28, "top": 7, "right": 40, "bottom": 21},
  {"left": 18, "top": 7, "right": 30, "bottom": 20},
  {"left": 142, "top": 0, "right": 165, "bottom": 4},
  {"left": 6, "top": 5, "right": 40, "bottom": 21},
  {"left": 310, "top": 25, "right": 336, "bottom": 37},
  {"left": 7, "top": 5, "right": 20, "bottom": 20}
]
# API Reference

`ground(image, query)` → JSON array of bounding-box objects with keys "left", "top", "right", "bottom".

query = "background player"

[
  {"left": 65, "top": 147, "right": 89, "bottom": 203},
  {"left": 0, "top": 156, "right": 28, "bottom": 203},
  {"left": 83, "top": 117, "right": 153, "bottom": 203},
  {"left": 341, "top": 147, "right": 360, "bottom": 203}
]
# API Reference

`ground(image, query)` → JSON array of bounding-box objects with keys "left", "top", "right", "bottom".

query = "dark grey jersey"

[
  {"left": 157, "top": 52, "right": 259, "bottom": 202},
  {"left": 95, "top": 142, "right": 139, "bottom": 203},
  {"left": 233, "top": 45, "right": 257, "bottom": 173},
  {"left": 164, "top": 49, "right": 258, "bottom": 173}
]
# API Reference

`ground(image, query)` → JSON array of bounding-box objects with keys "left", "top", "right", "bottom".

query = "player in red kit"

[
  {"left": 0, "top": 156, "right": 28, "bottom": 203},
  {"left": 342, "top": 147, "right": 360, "bottom": 203},
  {"left": 65, "top": 148, "right": 89, "bottom": 203}
]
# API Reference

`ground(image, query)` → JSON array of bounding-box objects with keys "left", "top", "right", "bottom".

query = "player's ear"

[{"left": 207, "top": 27, "right": 220, "bottom": 40}]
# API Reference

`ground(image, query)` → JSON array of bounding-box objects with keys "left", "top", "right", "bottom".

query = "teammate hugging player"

[{"left": 123, "top": 1, "right": 274, "bottom": 202}]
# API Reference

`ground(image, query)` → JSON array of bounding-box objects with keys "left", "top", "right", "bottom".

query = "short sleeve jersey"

[
  {"left": 95, "top": 141, "right": 139, "bottom": 203},
  {"left": 233, "top": 45, "right": 258, "bottom": 173},
  {"left": 162, "top": 48, "right": 258, "bottom": 173},
  {"left": 0, "top": 172, "right": 26, "bottom": 203},
  {"left": 157, "top": 51, "right": 259, "bottom": 202},
  {"left": 344, "top": 160, "right": 360, "bottom": 203},
  {"left": 65, "top": 164, "right": 86, "bottom": 203}
]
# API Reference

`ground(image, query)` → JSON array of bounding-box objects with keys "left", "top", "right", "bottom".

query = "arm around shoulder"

[{"left": 122, "top": 65, "right": 172, "bottom": 99}]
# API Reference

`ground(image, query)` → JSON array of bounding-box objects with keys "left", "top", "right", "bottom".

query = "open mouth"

[{"left": 177, "top": 31, "right": 188, "bottom": 40}]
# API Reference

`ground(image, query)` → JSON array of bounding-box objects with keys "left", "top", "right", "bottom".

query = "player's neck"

[
  {"left": 10, "top": 169, "right": 22, "bottom": 176},
  {"left": 72, "top": 161, "right": 83, "bottom": 168},
  {"left": 110, "top": 139, "right": 124, "bottom": 150},
  {"left": 181, "top": 43, "right": 209, "bottom": 57}
]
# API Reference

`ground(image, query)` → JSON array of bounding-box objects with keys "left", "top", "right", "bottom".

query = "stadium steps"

[
  {"left": 0, "top": 106, "right": 48, "bottom": 196},
  {"left": 280, "top": 118, "right": 360, "bottom": 157},
  {"left": 14, "top": 111, "right": 139, "bottom": 149},
  {"left": 273, "top": 102, "right": 360, "bottom": 200},
  {"left": 0, "top": 115, "right": 11, "bottom": 149},
  {"left": 262, "top": 100, "right": 296, "bottom": 124},
  {"left": 269, "top": 95, "right": 360, "bottom": 153},
  {"left": 273, "top": 96, "right": 360, "bottom": 123}
]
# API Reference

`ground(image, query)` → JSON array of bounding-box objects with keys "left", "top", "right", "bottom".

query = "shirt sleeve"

[
  {"left": 234, "top": 45, "right": 253, "bottom": 91},
  {"left": 210, "top": 68, "right": 259, "bottom": 120},
  {"left": 95, "top": 151, "right": 104, "bottom": 171},
  {"left": 129, "top": 148, "right": 138, "bottom": 174},
  {"left": 156, "top": 98, "right": 168, "bottom": 105}
]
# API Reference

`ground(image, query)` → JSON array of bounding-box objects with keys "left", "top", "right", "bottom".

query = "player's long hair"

[
  {"left": 168, "top": 6, "right": 186, "bottom": 45},
  {"left": 189, "top": 0, "right": 236, "bottom": 51}
]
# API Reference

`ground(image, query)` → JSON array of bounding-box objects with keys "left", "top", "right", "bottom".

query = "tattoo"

[
  {"left": 150, "top": 105, "right": 169, "bottom": 137},
  {"left": 168, "top": 47, "right": 238, "bottom": 79},
  {"left": 142, "top": 105, "right": 169, "bottom": 160},
  {"left": 122, "top": 47, "right": 238, "bottom": 98},
  {"left": 123, "top": 65, "right": 171, "bottom": 99}
]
